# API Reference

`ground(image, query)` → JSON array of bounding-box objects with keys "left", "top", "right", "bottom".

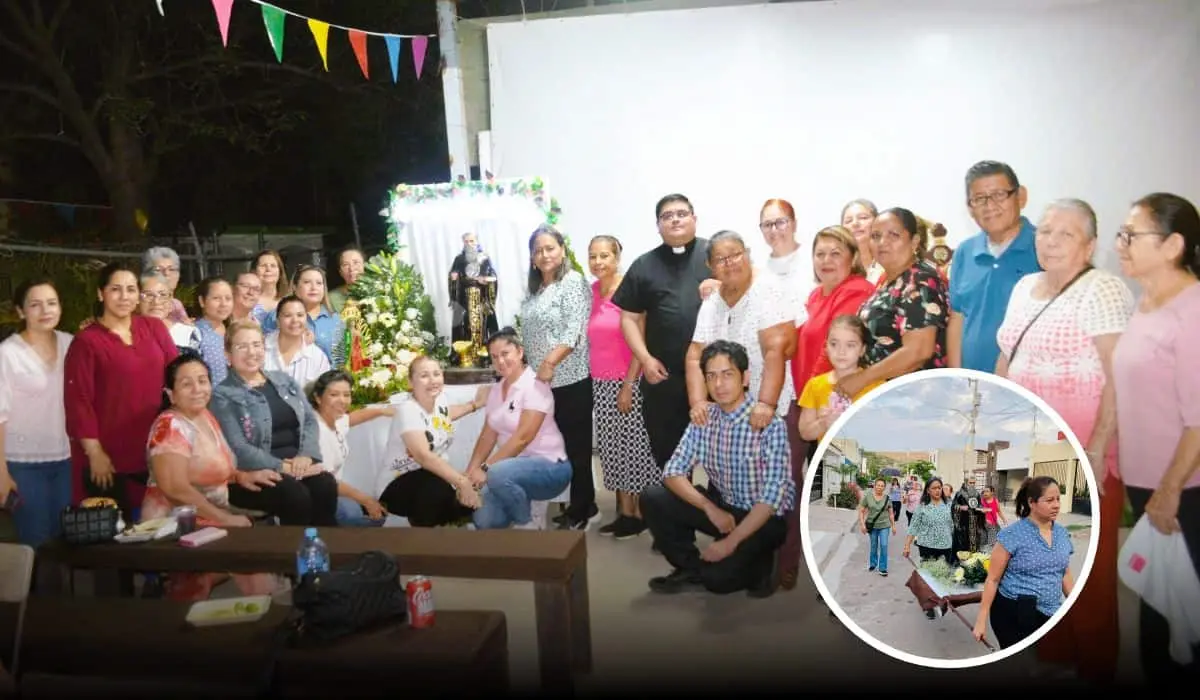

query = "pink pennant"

[
  {"left": 212, "top": 0, "right": 235, "bottom": 47},
  {"left": 411, "top": 36, "right": 428, "bottom": 78}
]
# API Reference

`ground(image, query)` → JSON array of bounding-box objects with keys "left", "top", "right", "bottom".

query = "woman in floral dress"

[
  {"left": 141, "top": 354, "right": 280, "bottom": 601},
  {"left": 835, "top": 208, "right": 948, "bottom": 399}
]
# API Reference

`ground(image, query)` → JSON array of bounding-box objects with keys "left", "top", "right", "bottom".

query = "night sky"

[{"left": 0, "top": 1, "right": 514, "bottom": 246}]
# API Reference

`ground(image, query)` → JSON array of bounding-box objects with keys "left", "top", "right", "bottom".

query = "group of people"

[{"left": 0, "top": 158, "right": 1197, "bottom": 684}]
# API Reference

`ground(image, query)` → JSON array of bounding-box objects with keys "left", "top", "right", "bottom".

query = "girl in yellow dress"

[{"left": 797, "top": 314, "right": 883, "bottom": 442}]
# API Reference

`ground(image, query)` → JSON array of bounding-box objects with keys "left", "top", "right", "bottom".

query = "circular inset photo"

[{"left": 800, "top": 368, "right": 1100, "bottom": 668}]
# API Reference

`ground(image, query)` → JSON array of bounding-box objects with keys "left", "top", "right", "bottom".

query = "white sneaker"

[
  {"left": 512, "top": 520, "right": 540, "bottom": 530},
  {"left": 529, "top": 501, "right": 549, "bottom": 530}
]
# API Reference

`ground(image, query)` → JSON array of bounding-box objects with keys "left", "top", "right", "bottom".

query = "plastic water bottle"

[{"left": 296, "top": 527, "right": 330, "bottom": 578}]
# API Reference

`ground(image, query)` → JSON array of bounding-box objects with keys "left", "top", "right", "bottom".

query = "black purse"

[
  {"left": 60, "top": 503, "right": 122, "bottom": 545},
  {"left": 285, "top": 550, "right": 408, "bottom": 646}
]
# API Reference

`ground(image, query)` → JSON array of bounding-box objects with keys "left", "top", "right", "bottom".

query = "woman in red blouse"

[
  {"left": 64, "top": 262, "right": 179, "bottom": 519},
  {"left": 779, "top": 225, "right": 875, "bottom": 589}
]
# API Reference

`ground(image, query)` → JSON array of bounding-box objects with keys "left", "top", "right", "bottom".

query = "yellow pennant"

[{"left": 308, "top": 19, "right": 330, "bottom": 71}]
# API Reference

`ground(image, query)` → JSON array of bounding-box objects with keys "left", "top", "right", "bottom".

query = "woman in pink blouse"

[
  {"left": 994, "top": 199, "right": 1133, "bottom": 681},
  {"left": 65, "top": 263, "right": 179, "bottom": 519},
  {"left": 1112, "top": 192, "right": 1200, "bottom": 685},
  {"left": 464, "top": 328, "right": 573, "bottom": 530},
  {"left": 586, "top": 235, "right": 658, "bottom": 540}
]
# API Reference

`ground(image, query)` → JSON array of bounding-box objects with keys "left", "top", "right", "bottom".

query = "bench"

[
  {"left": 15, "top": 598, "right": 508, "bottom": 697},
  {"left": 39, "top": 526, "right": 590, "bottom": 692}
]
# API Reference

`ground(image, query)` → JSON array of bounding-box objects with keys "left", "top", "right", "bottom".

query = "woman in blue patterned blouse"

[
  {"left": 902, "top": 477, "right": 955, "bottom": 619},
  {"left": 973, "top": 476, "right": 1074, "bottom": 648}
]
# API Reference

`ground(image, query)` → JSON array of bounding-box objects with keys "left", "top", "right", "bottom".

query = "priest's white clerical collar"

[{"left": 671, "top": 246, "right": 687, "bottom": 255}]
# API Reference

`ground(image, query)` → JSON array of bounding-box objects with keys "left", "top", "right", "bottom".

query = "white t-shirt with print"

[
  {"left": 692, "top": 273, "right": 796, "bottom": 416},
  {"left": 377, "top": 393, "right": 454, "bottom": 497},
  {"left": 317, "top": 413, "right": 350, "bottom": 481}
]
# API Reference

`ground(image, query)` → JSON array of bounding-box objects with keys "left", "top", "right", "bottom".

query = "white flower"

[
  {"left": 370, "top": 368, "right": 392, "bottom": 388},
  {"left": 379, "top": 312, "right": 397, "bottom": 328},
  {"left": 404, "top": 308, "right": 419, "bottom": 321},
  {"left": 365, "top": 313, "right": 379, "bottom": 326},
  {"left": 359, "top": 375, "right": 375, "bottom": 387},
  {"left": 367, "top": 342, "right": 384, "bottom": 357},
  {"left": 377, "top": 355, "right": 394, "bottom": 367},
  {"left": 396, "top": 349, "right": 417, "bottom": 365},
  {"left": 400, "top": 320, "right": 414, "bottom": 334},
  {"left": 420, "top": 331, "right": 434, "bottom": 343},
  {"left": 396, "top": 334, "right": 410, "bottom": 347}
]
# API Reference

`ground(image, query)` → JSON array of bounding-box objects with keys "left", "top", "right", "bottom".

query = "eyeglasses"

[
  {"left": 1115, "top": 228, "right": 1165, "bottom": 247},
  {"left": 968, "top": 189, "right": 1017, "bottom": 208},
  {"left": 658, "top": 209, "right": 692, "bottom": 222},
  {"left": 759, "top": 217, "right": 792, "bottom": 232},
  {"left": 231, "top": 341, "right": 265, "bottom": 353},
  {"left": 140, "top": 291, "right": 172, "bottom": 302},
  {"left": 711, "top": 250, "right": 745, "bottom": 267},
  {"left": 237, "top": 283, "right": 262, "bottom": 293},
  {"left": 149, "top": 265, "right": 179, "bottom": 275}
]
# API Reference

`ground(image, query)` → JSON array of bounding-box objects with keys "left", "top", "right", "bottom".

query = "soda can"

[{"left": 406, "top": 575, "right": 435, "bottom": 628}]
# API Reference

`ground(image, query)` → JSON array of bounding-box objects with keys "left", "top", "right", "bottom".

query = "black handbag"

[
  {"left": 285, "top": 550, "right": 408, "bottom": 646},
  {"left": 60, "top": 503, "right": 122, "bottom": 545}
]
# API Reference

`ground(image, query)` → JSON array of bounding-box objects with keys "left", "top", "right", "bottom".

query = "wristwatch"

[{"left": 480, "top": 463, "right": 489, "bottom": 473}]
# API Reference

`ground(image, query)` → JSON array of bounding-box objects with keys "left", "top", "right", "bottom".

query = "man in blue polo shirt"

[{"left": 947, "top": 161, "right": 1041, "bottom": 372}]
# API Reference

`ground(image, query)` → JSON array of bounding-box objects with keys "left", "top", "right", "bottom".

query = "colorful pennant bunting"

[
  {"left": 348, "top": 30, "right": 370, "bottom": 80},
  {"left": 159, "top": 1, "right": 436, "bottom": 82},
  {"left": 261, "top": 3, "right": 286, "bottom": 62},
  {"left": 308, "top": 18, "right": 330, "bottom": 71},
  {"left": 412, "top": 36, "right": 428, "bottom": 79},
  {"left": 211, "top": 0, "right": 234, "bottom": 47},
  {"left": 385, "top": 35, "right": 402, "bottom": 84}
]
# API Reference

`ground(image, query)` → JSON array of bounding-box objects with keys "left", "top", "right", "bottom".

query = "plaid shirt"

[{"left": 664, "top": 397, "right": 795, "bottom": 515}]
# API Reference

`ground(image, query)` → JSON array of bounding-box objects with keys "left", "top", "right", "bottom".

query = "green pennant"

[{"left": 261, "top": 3, "right": 286, "bottom": 63}]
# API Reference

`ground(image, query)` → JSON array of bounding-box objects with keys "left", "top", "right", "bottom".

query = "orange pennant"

[
  {"left": 308, "top": 19, "right": 330, "bottom": 71},
  {"left": 348, "top": 30, "right": 370, "bottom": 79}
]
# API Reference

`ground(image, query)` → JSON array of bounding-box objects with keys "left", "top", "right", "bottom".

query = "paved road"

[{"left": 817, "top": 507, "right": 1090, "bottom": 661}]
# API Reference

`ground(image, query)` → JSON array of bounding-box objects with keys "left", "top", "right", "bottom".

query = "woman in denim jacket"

[{"left": 210, "top": 321, "right": 338, "bottom": 526}]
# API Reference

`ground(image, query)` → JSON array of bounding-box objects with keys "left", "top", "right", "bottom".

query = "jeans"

[
  {"left": 8, "top": 459, "right": 73, "bottom": 549},
  {"left": 868, "top": 526, "right": 890, "bottom": 572},
  {"left": 473, "top": 457, "right": 572, "bottom": 529},
  {"left": 335, "top": 496, "right": 384, "bottom": 528}
]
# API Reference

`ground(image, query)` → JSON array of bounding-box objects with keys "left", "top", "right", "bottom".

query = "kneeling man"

[{"left": 641, "top": 339, "right": 794, "bottom": 598}]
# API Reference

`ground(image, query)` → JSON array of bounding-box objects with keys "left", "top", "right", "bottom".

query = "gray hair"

[
  {"left": 1043, "top": 198, "right": 1098, "bottom": 239},
  {"left": 142, "top": 246, "right": 180, "bottom": 272},
  {"left": 139, "top": 272, "right": 169, "bottom": 288},
  {"left": 707, "top": 230, "right": 747, "bottom": 262}
]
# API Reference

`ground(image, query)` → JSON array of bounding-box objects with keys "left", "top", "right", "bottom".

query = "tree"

[
  {"left": 904, "top": 460, "right": 937, "bottom": 483},
  {"left": 0, "top": 0, "right": 441, "bottom": 239}
]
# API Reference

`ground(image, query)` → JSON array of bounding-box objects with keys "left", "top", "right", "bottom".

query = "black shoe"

[
  {"left": 598, "top": 517, "right": 623, "bottom": 536},
  {"left": 868, "top": 565, "right": 876, "bottom": 572},
  {"left": 879, "top": 570, "right": 888, "bottom": 577},
  {"left": 613, "top": 517, "right": 646, "bottom": 540},
  {"left": 551, "top": 512, "right": 570, "bottom": 527},
  {"left": 747, "top": 553, "right": 779, "bottom": 599},
  {"left": 559, "top": 503, "right": 601, "bottom": 531},
  {"left": 925, "top": 609, "right": 937, "bottom": 620},
  {"left": 649, "top": 568, "right": 703, "bottom": 594}
]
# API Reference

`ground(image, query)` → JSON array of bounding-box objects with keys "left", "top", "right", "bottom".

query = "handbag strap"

[{"left": 1008, "top": 266, "right": 1093, "bottom": 364}]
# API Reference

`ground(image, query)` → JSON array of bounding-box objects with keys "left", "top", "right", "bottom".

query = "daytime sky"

[{"left": 836, "top": 374, "right": 1065, "bottom": 453}]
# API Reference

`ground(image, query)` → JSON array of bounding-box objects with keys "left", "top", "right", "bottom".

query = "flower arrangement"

[
  {"left": 919, "top": 551, "right": 990, "bottom": 588},
  {"left": 384, "top": 175, "right": 584, "bottom": 275},
  {"left": 344, "top": 248, "right": 449, "bottom": 407}
]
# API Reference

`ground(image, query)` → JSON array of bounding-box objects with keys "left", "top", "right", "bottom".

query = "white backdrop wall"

[{"left": 486, "top": 0, "right": 1200, "bottom": 276}]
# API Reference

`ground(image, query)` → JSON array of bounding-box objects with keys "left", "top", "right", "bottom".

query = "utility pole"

[
  {"left": 963, "top": 378, "right": 981, "bottom": 488},
  {"left": 1029, "top": 405, "right": 1039, "bottom": 477}
]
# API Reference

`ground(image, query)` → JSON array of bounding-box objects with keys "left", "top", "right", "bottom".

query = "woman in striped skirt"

[{"left": 587, "top": 235, "right": 660, "bottom": 540}]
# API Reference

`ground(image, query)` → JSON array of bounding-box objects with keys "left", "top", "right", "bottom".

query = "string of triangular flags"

[{"left": 154, "top": 0, "right": 434, "bottom": 82}]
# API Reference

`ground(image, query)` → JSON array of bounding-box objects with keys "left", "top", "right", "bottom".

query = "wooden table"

[
  {"left": 39, "top": 526, "right": 590, "bottom": 692},
  {"left": 17, "top": 597, "right": 508, "bottom": 697}
]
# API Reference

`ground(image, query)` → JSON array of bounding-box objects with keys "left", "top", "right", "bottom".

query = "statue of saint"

[
  {"left": 952, "top": 477, "right": 987, "bottom": 553},
  {"left": 448, "top": 232, "right": 499, "bottom": 366}
]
